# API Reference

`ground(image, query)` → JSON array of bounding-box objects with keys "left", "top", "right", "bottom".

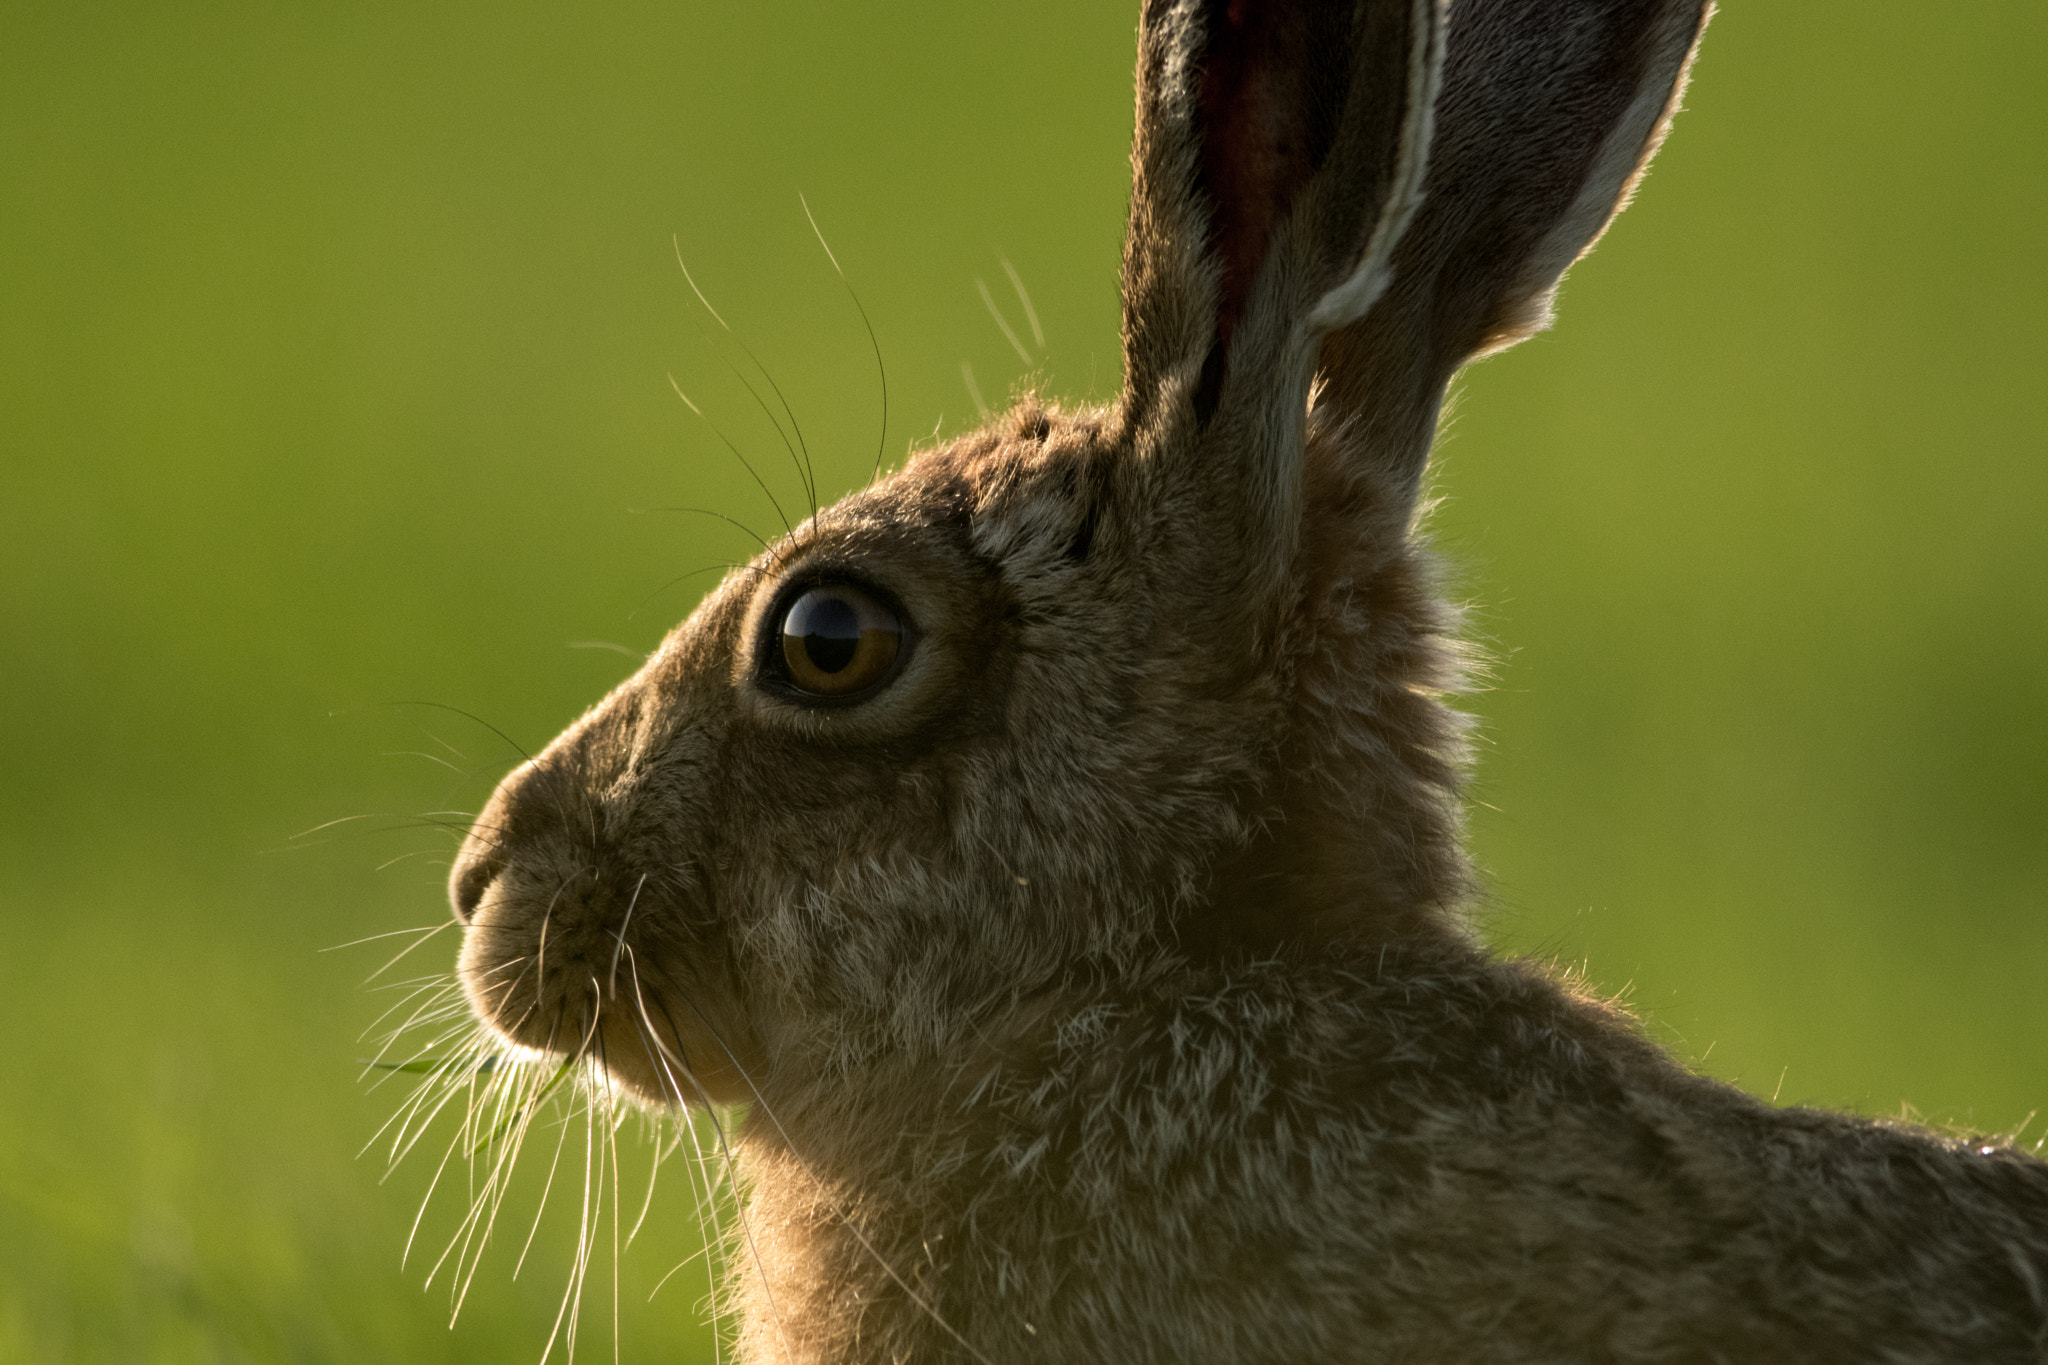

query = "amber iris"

[{"left": 779, "top": 584, "right": 902, "bottom": 697}]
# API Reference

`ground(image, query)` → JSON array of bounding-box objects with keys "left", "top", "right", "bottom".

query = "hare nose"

[
  {"left": 449, "top": 764, "right": 532, "bottom": 924},
  {"left": 449, "top": 842, "right": 499, "bottom": 924}
]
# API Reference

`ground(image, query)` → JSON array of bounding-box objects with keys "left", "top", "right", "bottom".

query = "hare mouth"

[
  {"left": 458, "top": 935, "right": 716, "bottom": 1110},
  {"left": 456, "top": 872, "right": 754, "bottom": 1109}
]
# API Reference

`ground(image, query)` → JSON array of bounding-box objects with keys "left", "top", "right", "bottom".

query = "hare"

[{"left": 444, "top": 0, "right": 2048, "bottom": 1361}]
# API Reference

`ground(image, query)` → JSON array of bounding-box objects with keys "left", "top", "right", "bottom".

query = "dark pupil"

[{"left": 797, "top": 594, "right": 861, "bottom": 673}]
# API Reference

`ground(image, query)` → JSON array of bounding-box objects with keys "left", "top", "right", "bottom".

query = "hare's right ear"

[{"left": 1117, "top": 0, "right": 1446, "bottom": 641}]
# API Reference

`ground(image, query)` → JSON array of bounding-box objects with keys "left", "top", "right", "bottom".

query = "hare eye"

[{"left": 778, "top": 583, "right": 903, "bottom": 698}]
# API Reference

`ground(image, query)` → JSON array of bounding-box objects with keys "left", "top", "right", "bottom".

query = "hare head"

[{"left": 448, "top": 0, "right": 1708, "bottom": 1115}]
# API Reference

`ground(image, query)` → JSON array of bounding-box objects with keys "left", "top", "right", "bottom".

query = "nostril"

[
  {"left": 450, "top": 849, "right": 500, "bottom": 925},
  {"left": 451, "top": 760, "right": 546, "bottom": 923}
]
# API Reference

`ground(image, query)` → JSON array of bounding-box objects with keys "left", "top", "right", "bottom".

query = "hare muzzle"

[{"left": 448, "top": 678, "right": 759, "bottom": 1106}]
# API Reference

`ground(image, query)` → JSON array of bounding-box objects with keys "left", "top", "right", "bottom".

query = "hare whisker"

[
  {"left": 358, "top": 1026, "right": 467, "bottom": 1155},
  {"left": 357, "top": 984, "right": 467, "bottom": 1074},
  {"left": 975, "top": 276, "right": 1034, "bottom": 368},
  {"left": 623, "top": 1033, "right": 673, "bottom": 1251},
  {"left": 288, "top": 810, "right": 411, "bottom": 841},
  {"left": 606, "top": 873, "right": 648, "bottom": 995},
  {"left": 384, "top": 1046, "right": 490, "bottom": 1174},
  {"left": 355, "top": 977, "right": 451, "bottom": 1045},
  {"left": 666, "top": 1053, "right": 788, "bottom": 1362},
  {"left": 623, "top": 960, "right": 734, "bottom": 1358},
  {"left": 451, "top": 1057, "right": 574, "bottom": 1325},
  {"left": 360, "top": 921, "right": 456, "bottom": 984},
  {"left": 512, "top": 1070, "right": 578, "bottom": 1281},
  {"left": 671, "top": 239, "right": 819, "bottom": 526},
  {"left": 323, "top": 921, "right": 450, "bottom": 954},
  {"left": 363, "top": 700, "right": 533, "bottom": 766},
  {"left": 721, "top": 362, "right": 815, "bottom": 527},
  {"left": 625, "top": 958, "right": 786, "bottom": 1361},
  {"left": 960, "top": 359, "right": 989, "bottom": 419},
  {"left": 997, "top": 255, "right": 1044, "bottom": 349},
  {"left": 403, "top": 1092, "right": 481, "bottom": 1271},
  {"left": 798, "top": 193, "right": 891, "bottom": 487},
  {"left": 364, "top": 970, "right": 461, "bottom": 991},
  {"left": 537, "top": 1061, "right": 599, "bottom": 1365},
  {"left": 377, "top": 722, "right": 472, "bottom": 766},
  {"left": 635, "top": 504, "right": 777, "bottom": 556},
  {"left": 667, "top": 375, "right": 796, "bottom": 541},
  {"left": 382, "top": 747, "right": 470, "bottom": 775},
  {"left": 432, "top": 1066, "right": 514, "bottom": 1299},
  {"left": 532, "top": 870, "right": 592, "bottom": 1011},
  {"left": 373, "top": 848, "right": 441, "bottom": 872},
  {"left": 627, "top": 562, "right": 745, "bottom": 622},
  {"left": 597, "top": 1030, "right": 626, "bottom": 1365},
  {"left": 359, "top": 1005, "right": 472, "bottom": 1083}
]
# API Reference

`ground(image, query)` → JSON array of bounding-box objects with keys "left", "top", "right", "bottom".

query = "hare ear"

[
  {"left": 1317, "top": 0, "right": 1714, "bottom": 504},
  {"left": 1117, "top": 0, "right": 1445, "bottom": 627},
  {"left": 1120, "top": 0, "right": 1443, "bottom": 420}
]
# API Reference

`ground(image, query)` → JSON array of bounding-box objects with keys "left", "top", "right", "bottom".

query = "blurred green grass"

[{"left": 1, "top": 1, "right": 2043, "bottom": 1360}]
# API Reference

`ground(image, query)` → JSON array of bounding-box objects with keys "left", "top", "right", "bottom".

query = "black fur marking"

[
  {"left": 1193, "top": 341, "right": 1228, "bottom": 426},
  {"left": 1065, "top": 505, "right": 1098, "bottom": 563}
]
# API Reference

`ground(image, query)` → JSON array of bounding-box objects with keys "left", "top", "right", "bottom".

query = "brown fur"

[{"left": 446, "top": 1, "right": 2048, "bottom": 1360}]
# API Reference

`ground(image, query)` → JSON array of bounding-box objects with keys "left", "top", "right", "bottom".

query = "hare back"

[{"left": 736, "top": 943, "right": 2048, "bottom": 1365}]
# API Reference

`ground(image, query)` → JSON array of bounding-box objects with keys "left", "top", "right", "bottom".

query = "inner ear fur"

[
  {"left": 1121, "top": 0, "right": 1439, "bottom": 433},
  {"left": 1116, "top": 0, "right": 1443, "bottom": 671}
]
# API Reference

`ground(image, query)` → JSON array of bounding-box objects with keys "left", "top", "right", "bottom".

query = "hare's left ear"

[
  {"left": 1116, "top": 0, "right": 1445, "bottom": 630},
  {"left": 1116, "top": 0, "right": 1710, "bottom": 647}
]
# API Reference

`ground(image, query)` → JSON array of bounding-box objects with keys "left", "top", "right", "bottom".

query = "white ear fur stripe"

[
  {"left": 1493, "top": 4, "right": 1710, "bottom": 348},
  {"left": 1305, "top": 0, "right": 1447, "bottom": 334}
]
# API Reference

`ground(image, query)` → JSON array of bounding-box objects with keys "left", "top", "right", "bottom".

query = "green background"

[{"left": 3, "top": 2, "right": 2043, "bottom": 1360}]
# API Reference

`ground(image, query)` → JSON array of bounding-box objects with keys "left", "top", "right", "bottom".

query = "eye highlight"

[{"left": 777, "top": 582, "right": 904, "bottom": 698}]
